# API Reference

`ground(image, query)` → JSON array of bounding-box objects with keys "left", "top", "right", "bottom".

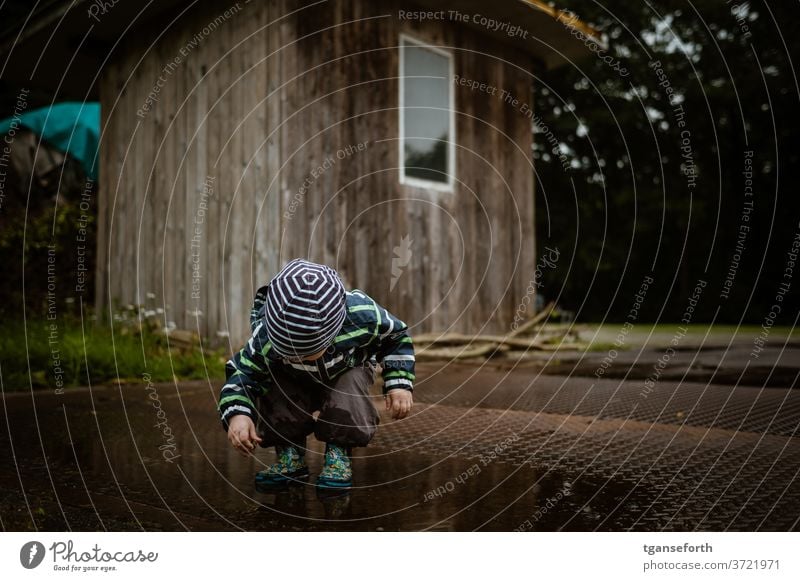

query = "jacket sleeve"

[
  {"left": 218, "top": 322, "right": 274, "bottom": 431},
  {"left": 372, "top": 303, "right": 415, "bottom": 393}
]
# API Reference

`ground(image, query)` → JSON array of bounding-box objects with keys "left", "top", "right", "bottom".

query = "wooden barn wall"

[
  {"left": 97, "top": 1, "right": 280, "bottom": 345},
  {"left": 279, "top": 0, "right": 536, "bottom": 336},
  {"left": 98, "top": 0, "right": 536, "bottom": 345}
]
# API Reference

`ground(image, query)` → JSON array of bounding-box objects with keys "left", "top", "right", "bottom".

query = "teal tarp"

[{"left": 0, "top": 102, "right": 100, "bottom": 179}]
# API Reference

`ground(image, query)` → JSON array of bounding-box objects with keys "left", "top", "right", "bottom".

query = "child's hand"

[
  {"left": 385, "top": 389, "right": 413, "bottom": 420},
  {"left": 227, "top": 415, "right": 262, "bottom": 456}
]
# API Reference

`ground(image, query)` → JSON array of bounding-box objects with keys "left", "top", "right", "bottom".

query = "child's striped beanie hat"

[{"left": 264, "top": 258, "right": 347, "bottom": 357}]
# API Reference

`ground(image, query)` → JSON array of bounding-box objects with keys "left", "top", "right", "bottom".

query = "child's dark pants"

[{"left": 254, "top": 363, "right": 380, "bottom": 451}]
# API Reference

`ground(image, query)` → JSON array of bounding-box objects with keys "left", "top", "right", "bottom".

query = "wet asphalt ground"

[{"left": 1, "top": 343, "right": 798, "bottom": 531}]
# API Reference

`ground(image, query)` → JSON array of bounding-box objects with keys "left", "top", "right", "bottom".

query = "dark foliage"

[{"left": 534, "top": 1, "right": 800, "bottom": 324}]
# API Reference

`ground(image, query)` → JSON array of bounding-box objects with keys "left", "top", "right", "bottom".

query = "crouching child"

[{"left": 218, "top": 258, "right": 415, "bottom": 491}]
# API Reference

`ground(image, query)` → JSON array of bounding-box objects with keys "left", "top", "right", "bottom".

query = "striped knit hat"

[{"left": 264, "top": 258, "right": 347, "bottom": 358}]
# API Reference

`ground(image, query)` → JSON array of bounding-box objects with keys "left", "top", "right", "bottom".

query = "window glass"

[{"left": 401, "top": 38, "right": 453, "bottom": 186}]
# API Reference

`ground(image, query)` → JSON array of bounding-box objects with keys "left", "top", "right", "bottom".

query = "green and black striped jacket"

[{"left": 218, "top": 287, "right": 415, "bottom": 429}]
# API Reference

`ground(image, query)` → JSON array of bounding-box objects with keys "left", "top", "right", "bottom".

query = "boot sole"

[
  {"left": 254, "top": 468, "right": 310, "bottom": 491},
  {"left": 315, "top": 476, "right": 352, "bottom": 490}
]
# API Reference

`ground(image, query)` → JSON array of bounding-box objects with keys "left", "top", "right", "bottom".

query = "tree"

[{"left": 534, "top": 0, "right": 800, "bottom": 324}]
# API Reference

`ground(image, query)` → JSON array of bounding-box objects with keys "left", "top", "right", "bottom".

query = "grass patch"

[{"left": 0, "top": 318, "right": 226, "bottom": 391}]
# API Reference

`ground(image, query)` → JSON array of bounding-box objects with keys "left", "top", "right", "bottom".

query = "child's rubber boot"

[
  {"left": 315, "top": 443, "right": 352, "bottom": 490},
  {"left": 255, "top": 445, "right": 309, "bottom": 491}
]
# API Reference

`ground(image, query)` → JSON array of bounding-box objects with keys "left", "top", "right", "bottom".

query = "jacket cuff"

[
  {"left": 219, "top": 404, "right": 256, "bottom": 431},
  {"left": 382, "top": 378, "right": 414, "bottom": 394}
]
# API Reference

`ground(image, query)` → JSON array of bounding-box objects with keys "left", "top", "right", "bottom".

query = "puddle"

[
  {"left": 235, "top": 446, "right": 647, "bottom": 531},
  {"left": 0, "top": 383, "right": 658, "bottom": 531}
]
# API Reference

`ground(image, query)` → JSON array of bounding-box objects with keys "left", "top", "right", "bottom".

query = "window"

[{"left": 399, "top": 35, "right": 455, "bottom": 190}]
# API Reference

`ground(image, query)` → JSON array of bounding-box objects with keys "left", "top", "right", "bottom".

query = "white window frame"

[{"left": 398, "top": 34, "right": 456, "bottom": 192}]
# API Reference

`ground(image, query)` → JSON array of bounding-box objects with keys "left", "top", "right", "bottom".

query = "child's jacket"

[{"left": 218, "top": 286, "right": 415, "bottom": 429}]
